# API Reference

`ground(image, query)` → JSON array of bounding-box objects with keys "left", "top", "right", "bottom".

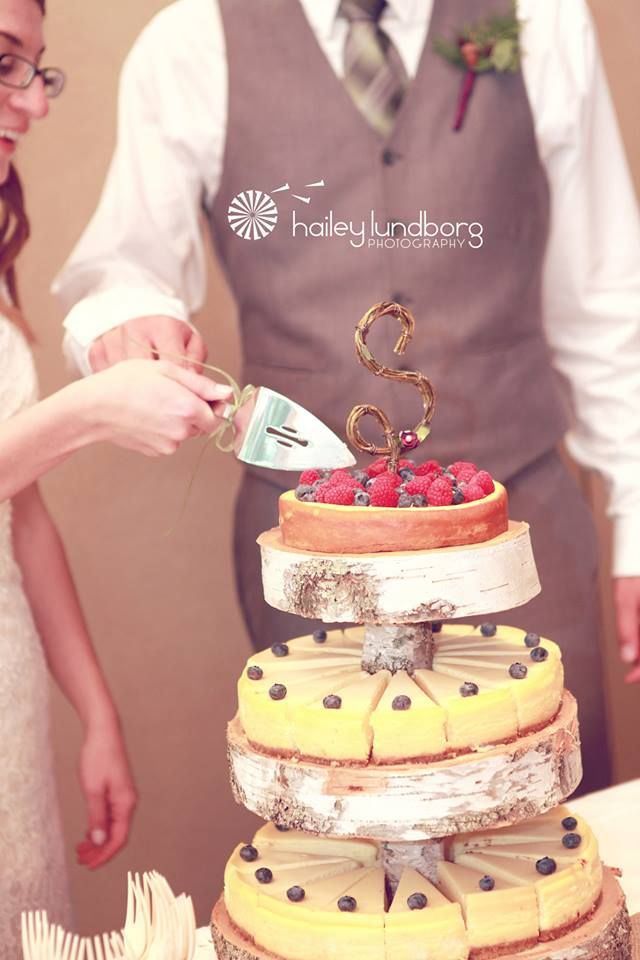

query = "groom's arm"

[{"left": 53, "top": 0, "right": 227, "bottom": 375}]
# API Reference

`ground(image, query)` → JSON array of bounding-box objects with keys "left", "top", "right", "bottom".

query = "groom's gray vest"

[{"left": 208, "top": 0, "right": 567, "bottom": 485}]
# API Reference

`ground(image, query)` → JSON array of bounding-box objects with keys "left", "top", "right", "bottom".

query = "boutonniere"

[{"left": 434, "top": 2, "right": 522, "bottom": 131}]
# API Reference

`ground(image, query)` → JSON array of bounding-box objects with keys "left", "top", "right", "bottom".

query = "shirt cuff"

[
  {"left": 612, "top": 513, "right": 640, "bottom": 578},
  {"left": 62, "top": 287, "right": 193, "bottom": 375}
]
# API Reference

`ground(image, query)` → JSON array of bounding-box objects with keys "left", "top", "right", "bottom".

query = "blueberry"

[
  {"left": 240, "top": 844, "right": 258, "bottom": 862},
  {"left": 255, "top": 867, "right": 273, "bottom": 884},
  {"left": 353, "top": 470, "right": 369, "bottom": 485},
  {"left": 398, "top": 493, "right": 413, "bottom": 508},
  {"left": 431, "top": 621, "right": 443, "bottom": 633},
  {"left": 530, "top": 646, "right": 549, "bottom": 662},
  {"left": 274, "top": 823, "right": 290, "bottom": 832},
  {"left": 460, "top": 681, "right": 479, "bottom": 697},
  {"left": 509, "top": 662, "right": 528, "bottom": 680},
  {"left": 480, "top": 623, "right": 497, "bottom": 637},
  {"left": 338, "top": 896, "right": 357, "bottom": 912},
  {"left": 562, "top": 832, "right": 582, "bottom": 849},
  {"left": 407, "top": 892, "right": 428, "bottom": 910},
  {"left": 536, "top": 857, "right": 557, "bottom": 876},
  {"left": 412, "top": 494, "right": 427, "bottom": 507},
  {"left": 323, "top": 694, "right": 342, "bottom": 709},
  {"left": 354, "top": 490, "right": 371, "bottom": 506},
  {"left": 392, "top": 695, "right": 412, "bottom": 711},
  {"left": 271, "top": 642, "right": 289, "bottom": 658},
  {"left": 561, "top": 816, "right": 578, "bottom": 831},
  {"left": 452, "top": 487, "right": 465, "bottom": 505},
  {"left": 287, "top": 885, "right": 306, "bottom": 902},
  {"left": 269, "top": 683, "right": 287, "bottom": 701},
  {"left": 313, "top": 629, "right": 327, "bottom": 644},
  {"left": 399, "top": 467, "right": 415, "bottom": 481},
  {"left": 524, "top": 632, "right": 540, "bottom": 648},
  {"left": 479, "top": 875, "right": 495, "bottom": 891},
  {"left": 247, "top": 665, "right": 263, "bottom": 681},
  {"left": 295, "top": 484, "right": 316, "bottom": 502}
]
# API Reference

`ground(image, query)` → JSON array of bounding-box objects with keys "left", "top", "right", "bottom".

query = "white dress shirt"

[{"left": 53, "top": 0, "right": 640, "bottom": 577}]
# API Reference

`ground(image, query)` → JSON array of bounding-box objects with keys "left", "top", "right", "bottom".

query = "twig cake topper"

[{"left": 346, "top": 301, "right": 436, "bottom": 472}]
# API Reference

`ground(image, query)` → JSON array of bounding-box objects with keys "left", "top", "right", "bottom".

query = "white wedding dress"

[{"left": 0, "top": 313, "right": 72, "bottom": 956}]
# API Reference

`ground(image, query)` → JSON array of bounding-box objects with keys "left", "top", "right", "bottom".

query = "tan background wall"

[{"left": 16, "top": 0, "right": 640, "bottom": 936}]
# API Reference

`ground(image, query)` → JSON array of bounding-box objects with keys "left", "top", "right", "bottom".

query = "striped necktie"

[{"left": 339, "top": 0, "right": 409, "bottom": 138}]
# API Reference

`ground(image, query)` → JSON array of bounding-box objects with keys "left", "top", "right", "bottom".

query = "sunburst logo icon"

[
  {"left": 227, "top": 190, "right": 278, "bottom": 240},
  {"left": 227, "top": 180, "right": 325, "bottom": 240}
]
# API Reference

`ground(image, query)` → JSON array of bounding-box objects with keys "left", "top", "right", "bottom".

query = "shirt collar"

[{"left": 303, "top": 0, "right": 426, "bottom": 41}]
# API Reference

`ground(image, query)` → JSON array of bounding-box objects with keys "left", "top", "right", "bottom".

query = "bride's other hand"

[
  {"left": 71, "top": 358, "right": 233, "bottom": 456},
  {"left": 75, "top": 716, "right": 137, "bottom": 869}
]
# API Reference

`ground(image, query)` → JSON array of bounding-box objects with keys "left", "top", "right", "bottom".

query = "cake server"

[{"left": 217, "top": 386, "right": 356, "bottom": 471}]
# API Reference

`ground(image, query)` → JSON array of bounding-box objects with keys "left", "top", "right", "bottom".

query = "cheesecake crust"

[{"left": 279, "top": 484, "right": 509, "bottom": 554}]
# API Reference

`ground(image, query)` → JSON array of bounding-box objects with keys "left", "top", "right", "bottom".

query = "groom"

[{"left": 53, "top": 0, "right": 640, "bottom": 793}]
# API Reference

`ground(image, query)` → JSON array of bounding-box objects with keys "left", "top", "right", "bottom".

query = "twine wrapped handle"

[{"left": 346, "top": 301, "right": 435, "bottom": 472}]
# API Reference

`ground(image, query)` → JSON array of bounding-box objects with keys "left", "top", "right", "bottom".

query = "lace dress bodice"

[{"left": 0, "top": 312, "right": 72, "bottom": 956}]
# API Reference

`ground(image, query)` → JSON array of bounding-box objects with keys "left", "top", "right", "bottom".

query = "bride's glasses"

[{"left": 0, "top": 53, "right": 65, "bottom": 98}]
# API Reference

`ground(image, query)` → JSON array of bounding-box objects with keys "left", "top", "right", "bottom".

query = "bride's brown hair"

[{"left": 0, "top": 0, "right": 46, "bottom": 339}]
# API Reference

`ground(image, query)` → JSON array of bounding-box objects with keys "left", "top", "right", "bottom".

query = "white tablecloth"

[{"left": 197, "top": 778, "right": 640, "bottom": 957}]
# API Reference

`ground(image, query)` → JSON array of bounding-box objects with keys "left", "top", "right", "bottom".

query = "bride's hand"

[
  {"left": 75, "top": 716, "right": 138, "bottom": 869},
  {"left": 67, "top": 358, "right": 233, "bottom": 456}
]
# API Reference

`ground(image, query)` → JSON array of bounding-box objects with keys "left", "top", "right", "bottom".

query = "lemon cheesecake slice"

[
  {"left": 436, "top": 861, "right": 539, "bottom": 952},
  {"left": 385, "top": 867, "right": 467, "bottom": 960},
  {"left": 291, "top": 671, "right": 390, "bottom": 762},
  {"left": 371, "top": 671, "right": 447, "bottom": 762}
]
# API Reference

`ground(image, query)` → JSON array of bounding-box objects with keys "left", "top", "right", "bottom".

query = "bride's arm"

[
  {"left": 12, "top": 482, "right": 137, "bottom": 869},
  {"left": 0, "top": 358, "right": 230, "bottom": 502}
]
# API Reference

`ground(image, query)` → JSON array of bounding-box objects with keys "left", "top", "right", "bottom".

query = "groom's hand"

[{"left": 89, "top": 316, "right": 207, "bottom": 372}]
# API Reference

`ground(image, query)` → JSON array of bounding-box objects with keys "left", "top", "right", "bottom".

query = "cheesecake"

[{"left": 236, "top": 624, "right": 564, "bottom": 764}]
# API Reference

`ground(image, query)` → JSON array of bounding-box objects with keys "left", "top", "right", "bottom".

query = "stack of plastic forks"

[{"left": 21, "top": 871, "right": 197, "bottom": 960}]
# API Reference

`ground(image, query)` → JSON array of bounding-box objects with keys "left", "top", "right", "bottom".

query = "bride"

[{"left": 0, "top": 0, "right": 229, "bottom": 951}]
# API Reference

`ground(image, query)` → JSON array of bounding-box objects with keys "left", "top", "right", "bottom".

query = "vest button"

[
  {"left": 391, "top": 292, "right": 411, "bottom": 305},
  {"left": 382, "top": 148, "right": 399, "bottom": 166}
]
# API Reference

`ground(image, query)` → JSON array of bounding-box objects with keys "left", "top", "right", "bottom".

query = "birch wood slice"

[
  {"left": 258, "top": 521, "right": 540, "bottom": 624},
  {"left": 211, "top": 870, "right": 632, "bottom": 960},
  {"left": 227, "top": 692, "right": 581, "bottom": 842}
]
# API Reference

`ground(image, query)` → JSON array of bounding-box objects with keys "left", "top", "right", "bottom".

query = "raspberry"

[
  {"left": 458, "top": 466, "right": 478, "bottom": 484},
  {"left": 449, "top": 460, "right": 478, "bottom": 478},
  {"left": 326, "top": 469, "right": 354, "bottom": 485},
  {"left": 474, "top": 470, "right": 495, "bottom": 494},
  {"left": 414, "top": 460, "right": 442, "bottom": 476},
  {"left": 461, "top": 481, "right": 486, "bottom": 502},
  {"left": 427, "top": 477, "right": 454, "bottom": 506},
  {"left": 369, "top": 472, "right": 401, "bottom": 507},
  {"left": 299, "top": 469, "right": 320, "bottom": 486},
  {"left": 373, "top": 470, "right": 402, "bottom": 488},
  {"left": 367, "top": 457, "right": 391, "bottom": 478},
  {"left": 367, "top": 457, "right": 413, "bottom": 478},
  {"left": 370, "top": 484, "right": 400, "bottom": 507},
  {"left": 405, "top": 475, "right": 436, "bottom": 497},
  {"left": 321, "top": 483, "right": 359, "bottom": 505}
]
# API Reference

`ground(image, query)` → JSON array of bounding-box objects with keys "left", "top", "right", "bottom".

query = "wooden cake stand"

[
  {"left": 227, "top": 692, "right": 582, "bottom": 842},
  {"left": 258, "top": 521, "right": 540, "bottom": 624}
]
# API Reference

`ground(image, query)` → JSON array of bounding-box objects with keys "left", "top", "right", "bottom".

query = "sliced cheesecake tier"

[
  {"left": 222, "top": 808, "right": 603, "bottom": 960},
  {"left": 278, "top": 483, "right": 509, "bottom": 554},
  {"left": 237, "top": 624, "right": 563, "bottom": 764},
  {"left": 445, "top": 806, "right": 603, "bottom": 941}
]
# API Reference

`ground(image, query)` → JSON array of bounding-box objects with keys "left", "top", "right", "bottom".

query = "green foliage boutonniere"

[{"left": 434, "top": 2, "right": 522, "bottom": 131}]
